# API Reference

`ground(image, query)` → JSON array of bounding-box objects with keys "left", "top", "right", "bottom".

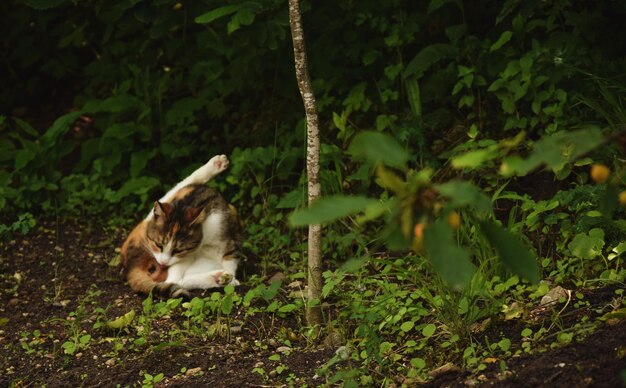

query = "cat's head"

[{"left": 146, "top": 201, "right": 204, "bottom": 266}]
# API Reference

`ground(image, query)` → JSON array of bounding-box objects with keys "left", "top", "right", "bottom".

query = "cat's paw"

[
  {"left": 218, "top": 271, "right": 233, "bottom": 285},
  {"left": 208, "top": 154, "right": 229, "bottom": 174},
  {"left": 170, "top": 286, "right": 191, "bottom": 300},
  {"left": 212, "top": 271, "right": 239, "bottom": 286}
]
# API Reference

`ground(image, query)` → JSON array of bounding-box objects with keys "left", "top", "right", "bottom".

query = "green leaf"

[
  {"left": 500, "top": 127, "right": 605, "bottom": 177},
  {"left": 422, "top": 323, "right": 436, "bottom": 337},
  {"left": 0, "top": 139, "right": 16, "bottom": 162},
  {"left": 411, "top": 357, "right": 426, "bottom": 369},
  {"left": 110, "top": 177, "right": 160, "bottom": 203},
  {"left": 428, "top": 0, "right": 457, "bottom": 13},
  {"left": 490, "top": 31, "right": 513, "bottom": 52},
  {"left": 13, "top": 118, "right": 39, "bottom": 137},
  {"left": 568, "top": 229, "right": 604, "bottom": 259},
  {"left": 400, "top": 321, "right": 414, "bottom": 332},
  {"left": 612, "top": 242, "right": 626, "bottom": 255},
  {"left": 498, "top": 338, "right": 511, "bottom": 351},
  {"left": 221, "top": 293, "right": 233, "bottom": 315},
  {"left": 41, "top": 111, "right": 83, "bottom": 149},
  {"left": 357, "top": 199, "right": 392, "bottom": 224},
  {"left": 451, "top": 148, "right": 499, "bottom": 169},
  {"left": 107, "top": 254, "right": 121, "bottom": 267},
  {"left": 288, "top": 195, "right": 379, "bottom": 226},
  {"left": 260, "top": 280, "right": 281, "bottom": 301},
  {"left": 424, "top": 221, "right": 476, "bottom": 289},
  {"left": 278, "top": 304, "right": 298, "bottom": 313},
  {"left": 436, "top": 181, "right": 493, "bottom": 215},
  {"left": 348, "top": 131, "right": 408, "bottom": 169},
  {"left": 105, "top": 310, "right": 135, "bottom": 329},
  {"left": 405, "top": 77, "right": 422, "bottom": 121},
  {"left": 375, "top": 166, "right": 406, "bottom": 194},
  {"left": 403, "top": 43, "right": 457, "bottom": 79},
  {"left": 195, "top": 3, "right": 257, "bottom": 24},
  {"left": 277, "top": 189, "right": 304, "bottom": 209},
  {"left": 14, "top": 150, "right": 37, "bottom": 170},
  {"left": 130, "top": 150, "right": 156, "bottom": 178},
  {"left": 599, "top": 307, "right": 626, "bottom": 321},
  {"left": 165, "top": 98, "right": 203, "bottom": 126},
  {"left": 480, "top": 221, "right": 540, "bottom": 283}
]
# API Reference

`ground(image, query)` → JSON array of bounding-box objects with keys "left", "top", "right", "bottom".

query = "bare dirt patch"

[{"left": 1, "top": 220, "right": 625, "bottom": 387}]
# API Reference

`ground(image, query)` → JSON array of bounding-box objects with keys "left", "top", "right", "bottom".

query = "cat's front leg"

[
  {"left": 177, "top": 270, "right": 239, "bottom": 290},
  {"left": 164, "top": 264, "right": 186, "bottom": 284}
]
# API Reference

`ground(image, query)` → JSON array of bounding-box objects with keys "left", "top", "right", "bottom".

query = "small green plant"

[
  {"left": 142, "top": 372, "right": 164, "bottom": 388},
  {"left": 0, "top": 212, "right": 36, "bottom": 237},
  {"left": 61, "top": 334, "right": 91, "bottom": 356}
]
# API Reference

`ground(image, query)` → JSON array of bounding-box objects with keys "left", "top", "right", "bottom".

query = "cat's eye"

[
  {"left": 155, "top": 242, "right": 163, "bottom": 250},
  {"left": 148, "top": 265, "right": 156, "bottom": 274},
  {"left": 172, "top": 248, "right": 188, "bottom": 256}
]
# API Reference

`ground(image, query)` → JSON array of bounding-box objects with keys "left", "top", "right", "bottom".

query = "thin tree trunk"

[{"left": 287, "top": 0, "right": 322, "bottom": 328}]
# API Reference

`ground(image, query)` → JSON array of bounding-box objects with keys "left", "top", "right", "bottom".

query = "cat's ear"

[
  {"left": 184, "top": 206, "right": 205, "bottom": 224},
  {"left": 153, "top": 201, "right": 173, "bottom": 219}
]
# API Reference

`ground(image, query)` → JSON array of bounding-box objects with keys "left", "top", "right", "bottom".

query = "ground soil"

[{"left": 1, "top": 220, "right": 625, "bottom": 387}]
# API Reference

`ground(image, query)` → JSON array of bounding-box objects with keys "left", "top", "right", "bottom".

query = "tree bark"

[{"left": 287, "top": 0, "right": 322, "bottom": 328}]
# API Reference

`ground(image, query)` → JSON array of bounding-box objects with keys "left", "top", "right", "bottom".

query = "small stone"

[
  {"left": 52, "top": 300, "right": 71, "bottom": 307},
  {"left": 540, "top": 286, "right": 570, "bottom": 307},
  {"left": 8, "top": 298, "right": 19, "bottom": 306},
  {"left": 254, "top": 362, "right": 264, "bottom": 368},
  {"left": 268, "top": 370, "right": 277, "bottom": 378},
  {"left": 185, "top": 367, "right": 202, "bottom": 376},
  {"left": 230, "top": 326, "right": 242, "bottom": 334},
  {"left": 114, "top": 247, "right": 121, "bottom": 253},
  {"left": 276, "top": 346, "right": 291, "bottom": 353},
  {"left": 105, "top": 358, "right": 116, "bottom": 367}
]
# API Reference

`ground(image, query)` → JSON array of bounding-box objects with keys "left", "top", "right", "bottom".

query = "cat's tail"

[{"left": 126, "top": 267, "right": 190, "bottom": 299}]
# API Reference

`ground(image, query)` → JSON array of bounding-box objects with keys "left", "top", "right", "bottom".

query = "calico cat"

[{"left": 120, "top": 155, "right": 242, "bottom": 298}]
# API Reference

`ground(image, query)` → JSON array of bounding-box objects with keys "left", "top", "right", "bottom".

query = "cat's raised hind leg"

[
  {"left": 187, "top": 154, "right": 229, "bottom": 185},
  {"left": 149, "top": 155, "right": 229, "bottom": 217}
]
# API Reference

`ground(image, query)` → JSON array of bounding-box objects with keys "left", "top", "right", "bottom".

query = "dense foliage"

[{"left": 2, "top": 0, "right": 626, "bottom": 385}]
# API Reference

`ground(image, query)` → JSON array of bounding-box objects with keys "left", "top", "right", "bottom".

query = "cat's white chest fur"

[{"left": 165, "top": 211, "right": 236, "bottom": 289}]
